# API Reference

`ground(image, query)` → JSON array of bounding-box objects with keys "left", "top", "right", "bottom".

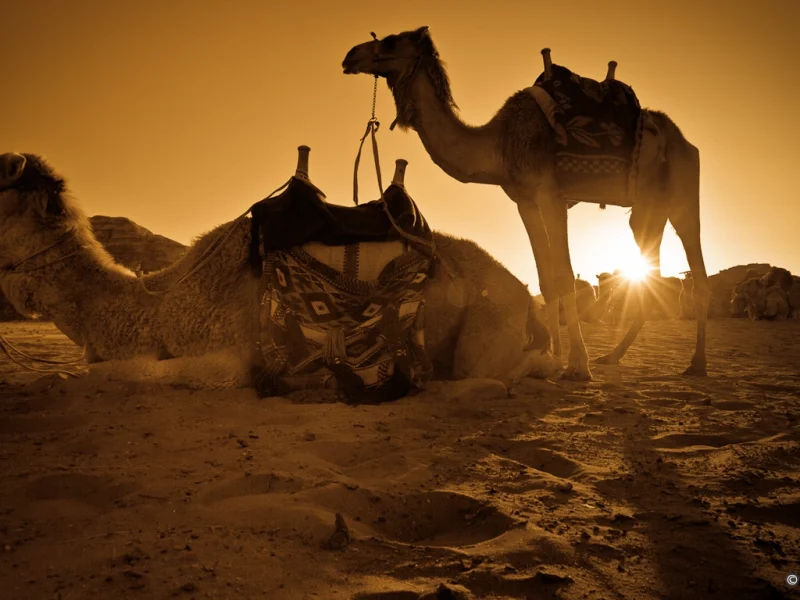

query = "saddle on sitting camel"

[
  {"left": 529, "top": 61, "right": 646, "bottom": 207},
  {"left": 248, "top": 153, "right": 436, "bottom": 404}
]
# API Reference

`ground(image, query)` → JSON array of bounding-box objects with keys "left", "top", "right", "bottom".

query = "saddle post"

[
  {"left": 541, "top": 48, "right": 552, "bottom": 80},
  {"left": 392, "top": 159, "right": 407, "bottom": 188},
  {"left": 295, "top": 145, "right": 310, "bottom": 180},
  {"left": 605, "top": 60, "right": 618, "bottom": 81}
]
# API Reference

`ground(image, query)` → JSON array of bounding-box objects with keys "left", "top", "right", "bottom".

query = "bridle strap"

[{"left": 6, "top": 233, "right": 80, "bottom": 274}]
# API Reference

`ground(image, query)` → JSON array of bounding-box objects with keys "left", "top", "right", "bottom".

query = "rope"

[
  {"left": 352, "top": 76, "right": 436, "bottom": 252},
  {"left": 140, "top": 177, "right": 292, "bottom": 295},
  {"left": 0, "top": 335, "right": 84, "bottom": 378}
]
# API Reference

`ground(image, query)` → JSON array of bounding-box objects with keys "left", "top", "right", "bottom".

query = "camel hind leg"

[
  {"left": 596, "top": 203, "right": 669, "bottom": 365},
  {"left": 671, "top": 213, "right": 709, "bottom": 374}
]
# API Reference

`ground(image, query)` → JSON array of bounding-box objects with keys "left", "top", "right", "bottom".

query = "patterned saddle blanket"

[
  {"left": 248, "top": 178, "right": 436, "bottom": 404},
  {"left": 529, "top": 64, "right": 647, "bottom": 206}
]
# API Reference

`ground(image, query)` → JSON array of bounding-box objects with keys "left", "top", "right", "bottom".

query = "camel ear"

[
  {"left": 414, "top": 26, "right": 430, "bottom": 38},
  {"left": 0, "top": 153, "right": 26, "bottom": 188}
]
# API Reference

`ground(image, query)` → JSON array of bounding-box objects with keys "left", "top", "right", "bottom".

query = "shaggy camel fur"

[
  {"left": 0, "top": 152, "right": 558, "bottom": 390},
  {"left": 343, "top": 27, "right": 711, "bottom": 378}
]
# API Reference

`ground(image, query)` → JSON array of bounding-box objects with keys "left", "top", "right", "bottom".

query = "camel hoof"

[
  {"left": 560, "top": 366, "right": 593, "bottom": 382},
  {"left": 594, "top": 353, "right": 619, "bottom": 366},
  {"left": 682, "top": 365, "right": 707, "bottom": 377}
]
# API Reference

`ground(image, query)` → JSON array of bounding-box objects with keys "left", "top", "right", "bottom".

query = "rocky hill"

[
  {"left": 0, "top": 216, "right": 187, "bottom": 321},
  {"left": 89, "top": 216, "right": 187, "bottom": 274}
]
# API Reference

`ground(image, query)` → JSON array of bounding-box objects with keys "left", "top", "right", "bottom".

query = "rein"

[
  {"left": 351, "top": 73, "right": 435, "bottom": 253},
  {"left": 6, "top": 233, "right": 80, "bottom": 274}
]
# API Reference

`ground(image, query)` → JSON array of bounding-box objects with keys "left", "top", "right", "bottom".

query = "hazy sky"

[{"left": 3, "top": 0, "right": 798, "bottom": 291}]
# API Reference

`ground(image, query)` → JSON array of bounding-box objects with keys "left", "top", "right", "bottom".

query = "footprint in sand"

[
  {"left": 473, "top": 437, "right": 582, "bottom": 479},
  {"left": 650, "top": 431, "right": 762, "bottom": 450},
  {"left": 353, "top": 593, "right": 420, "bottom": 600},
  {"left": 201, "top": 473, "right": 308, "bottom": 504},
  {"left": 713, "top": 399, "right": 757, "bottom": 411},
  {"left": 0, "top": 414, "right": 86, "bottom": 435},
  {"left": 366, "top": 490, "right": 517, "bottom": 547},
  {"left": 502, "top": 443, "right": 583, "bottom": 479},
  {"left": 727, "top": 500, "right": 800, "bottom": 528},
  {"left": 25, "top": 473, "right": 139, "bottom": 512},
  {"left": 640, "top": 389, "right": 709, "bottom": 402}
]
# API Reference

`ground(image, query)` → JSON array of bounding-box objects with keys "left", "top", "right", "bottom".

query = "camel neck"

[
  {"left": 405, "top": 68, "right": 505, "bottom": 186},
  {"left": 12, "top": 244, "right": 161, "bottom": 360}
]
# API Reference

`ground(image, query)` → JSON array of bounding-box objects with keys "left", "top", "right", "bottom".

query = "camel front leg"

[
  {"left": 536, "top": 194, "right": 591, "bottom": 381},
  {"left": 512, "top": 193, "right": 561, "bottom": 358}
]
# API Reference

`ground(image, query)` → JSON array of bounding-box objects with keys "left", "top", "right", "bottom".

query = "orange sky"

[{"left": 3, "top": 0, "right": 798, "bottom": 291}]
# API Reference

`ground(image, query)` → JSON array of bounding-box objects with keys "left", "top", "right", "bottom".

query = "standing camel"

[{"left": 342, "top": 26, "right": 710, "bottom": 378}]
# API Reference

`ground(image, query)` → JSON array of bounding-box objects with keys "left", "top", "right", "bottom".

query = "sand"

[{"left": 0, "top": 319, "right": 798, "bottom": 600}]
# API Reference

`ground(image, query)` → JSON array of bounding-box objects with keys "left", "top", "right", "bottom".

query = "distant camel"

[
  {"left": 343, "top": 26, "right": 710, "bottom": 378},
  {"left": 679, "top": 274, "right": 696, "bottom": 319},
  {"left": 0, "top": 152, "right": 558, "bottom": 391},
  {"left": 791, "top": 276, "right": 800, "bottom": 319},
  {"left": 731, "top": 267, "right": 794, "bottom": 321},
  {"left": 559, "top": 273, "right": 617, "bottom": 325}
]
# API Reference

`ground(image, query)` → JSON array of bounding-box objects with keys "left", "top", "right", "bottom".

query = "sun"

[{"left": 620, "top": 254, "right": 655, "bottom": 282}]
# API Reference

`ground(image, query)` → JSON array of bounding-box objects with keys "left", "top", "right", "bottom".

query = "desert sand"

[{"left": 0, "top": 318, "right": 798, "bottom": 600}]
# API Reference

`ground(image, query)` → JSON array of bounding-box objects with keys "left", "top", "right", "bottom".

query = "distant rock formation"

[
  {"left": 0, "top": 216, "right": 187, "bottom": 321},
  {"left": 89, "top": 216, "right": 187, "bottom": 275}
]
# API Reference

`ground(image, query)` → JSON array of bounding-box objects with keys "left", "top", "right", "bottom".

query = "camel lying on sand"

[
  {"left": 558, "top": 273, "right": 617, "bottom": 325},
  {"left": 0, "top": 152, "right": 560, "bottom": 392},
  {"left": 730, "top": 267, "right": 795, "bottom": 321}
]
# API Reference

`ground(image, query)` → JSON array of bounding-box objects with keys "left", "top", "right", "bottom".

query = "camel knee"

[{"left": 539, "top": 284, "right": 558, "bottom": 304}]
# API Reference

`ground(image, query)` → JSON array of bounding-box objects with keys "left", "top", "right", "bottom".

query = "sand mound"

[{"left": 0, "top": 319, "right": 798, "bottom": 599}]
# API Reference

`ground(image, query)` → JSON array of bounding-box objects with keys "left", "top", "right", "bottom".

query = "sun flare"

[{"left": 621, "top": 255, "right": 655, "bottom": 282}]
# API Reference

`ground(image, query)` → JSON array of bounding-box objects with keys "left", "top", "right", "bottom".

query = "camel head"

[
  {"left": 342, "top": 26, "right": 433, "bottom": 79},
  {"left": 342, "top": 27, "right": 455, "bottom": 130},
  {"left": 0, "top": 152, "right": 78, "bottom": 270}
]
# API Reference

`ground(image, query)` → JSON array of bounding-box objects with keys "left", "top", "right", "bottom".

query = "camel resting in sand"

[
  {"left": 558, "top": 273, "right": 617, "bottom": 325},
  {"left": 0, "top": 152, "right": 559, "bottom": 393},
  {"left": 730, "top": 267, "right": 794, "bottom": 321}
]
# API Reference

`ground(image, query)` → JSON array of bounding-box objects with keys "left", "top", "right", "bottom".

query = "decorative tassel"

[{"left": 323, "top": 328, "right": 347, "bottom": 365}]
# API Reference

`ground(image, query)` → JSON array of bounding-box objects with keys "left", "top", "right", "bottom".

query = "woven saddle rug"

[
  {"left": 248, "top": 178, "right": 436, "bottom": 404},
  {"left": 529, "top": 64, "right": 646, "bottom": 206}
]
